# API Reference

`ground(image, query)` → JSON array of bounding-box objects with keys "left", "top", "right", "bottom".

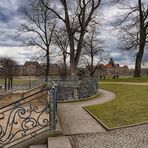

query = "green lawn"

[
  {"left": 100, "top": 76, "right": 148, "bottom": 83},
  {"left": 85, "top": 83, "right": 148, "bottom": 128},
  {"left": 0, "top": 79, "right": 36, "bottom": 85}
]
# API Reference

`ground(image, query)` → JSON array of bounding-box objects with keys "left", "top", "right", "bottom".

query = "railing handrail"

[
  {"left": 0, "top": 88, "right": 48, "bottom": 110},
  {"left": 49, "top": 80, "right": 57, "bottom": 87}
]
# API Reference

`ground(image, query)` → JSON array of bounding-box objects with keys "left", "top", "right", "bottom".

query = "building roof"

[
  {"left": 105, "top": 64, "right": 113, "bottom": 68},
  {"left": 24, "top": 61, "right": 40, "bottom": 67}
]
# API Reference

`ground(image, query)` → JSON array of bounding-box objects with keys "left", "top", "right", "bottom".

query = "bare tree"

[
  {"left": 116, "top": 0, "right": 148, "bottom": 77},
  {"left": 54, "top": 28, "right": 69, "bottom": 78},
  {"left": 41, "top": 0, "right": 102, "bottom": 75},
  {"left": 20, "top": 0, "right": 56, "bottom": 82},
  {"left": 82, "top": 26, "right": 107, "bottom": 77},
  {"left": 0, "top": 57, "right": 18, "bottom": 91}
]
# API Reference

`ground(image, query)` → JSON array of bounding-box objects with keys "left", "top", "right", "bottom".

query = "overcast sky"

[{"left": 0, "top": 0, "right": 146, "bottom": 68}]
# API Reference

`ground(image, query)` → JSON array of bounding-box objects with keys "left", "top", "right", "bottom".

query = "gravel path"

[{"left": 58, "top": 89, "right": 116, "bottom": 135}]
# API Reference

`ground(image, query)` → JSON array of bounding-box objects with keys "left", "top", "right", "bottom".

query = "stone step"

[
  {"left": 29, "top": 144, "right": 48, "bottom": 148},
  {"left": 48, "top": 136, "right": 72, "bottom": 148},
  {"left": 29, "top": 136, "right": 71, "bottom": 148}
]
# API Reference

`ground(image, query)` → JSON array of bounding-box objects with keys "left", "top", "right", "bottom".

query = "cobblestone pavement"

[
  {"left": 59, "top": 85, "right": 148, "bottom": 148},
  {"left": 69, "top": 123, "right": 148, "bottom": 148}
]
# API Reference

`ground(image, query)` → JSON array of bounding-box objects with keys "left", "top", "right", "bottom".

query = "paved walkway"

[
  {"left": 69, "top": 123, "right": 148, "bottom": 148},
  {"left": 58, "top": 89, "right": 116, "bottom": 135},
  {"left": 67, "top": 83, "right": 148, "bottom": 148}
]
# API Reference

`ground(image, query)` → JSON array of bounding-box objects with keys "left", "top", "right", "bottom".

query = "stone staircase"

[
  {"left": 30, "top": 144, "right": 47, "bottom": 148},
  {"left": 0, "top": 85, "right": 62, "bottom": 148},
  {"left": 29, "top": 136, "right": 72, "bottom": 148}
]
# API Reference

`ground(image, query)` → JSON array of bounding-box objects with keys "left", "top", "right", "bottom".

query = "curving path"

[{"left": 57, "top": 89, "right": 116, "bottom": 135}]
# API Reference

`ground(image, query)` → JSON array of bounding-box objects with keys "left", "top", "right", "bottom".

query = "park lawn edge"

[
  {"left": 83, "top": 106, "right": 148, "bottom": 131},
  {"left": 84, "top": 84, "right": 148, "bottom": 130}
]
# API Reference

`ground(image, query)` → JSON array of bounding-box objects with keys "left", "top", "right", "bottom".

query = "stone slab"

[
  {"left": 48, "top": 136, "right": 71, "bottom": 148},
  {"left": 29, "top": 144, "right": 47, "bottom": 148}
]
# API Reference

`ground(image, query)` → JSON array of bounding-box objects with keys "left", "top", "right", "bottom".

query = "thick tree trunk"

[
  {"left": 134, "top": 52, "right": 143, "bottom": 77},
  {"left": 134, "top": 0, "right": 147, "bottom": 77},
  {"left": 69, "top": 36, "right": 76, "bottom": 76},
  {"left": 134, "top": 39, "right": 145, "bottom": 77}
]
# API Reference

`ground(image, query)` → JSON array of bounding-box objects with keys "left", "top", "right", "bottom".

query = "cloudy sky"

[{"left": 0, "top": 0, "right": 146, "bottom": 68}]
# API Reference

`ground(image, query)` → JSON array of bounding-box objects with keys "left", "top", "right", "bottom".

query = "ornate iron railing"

[
  {"left": 0, "top": 83, "right": 57, "bottom": 147},
  {"left": 52, "top": 77, "right": 98, "bottom": 101}
]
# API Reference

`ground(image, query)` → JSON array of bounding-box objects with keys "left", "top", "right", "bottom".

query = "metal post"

[
  {"left": 48, "top": 81, "right": 57, "bottom": 130},
  {"left": 53, "top": 85, "right": 57, "bottom": 130}
]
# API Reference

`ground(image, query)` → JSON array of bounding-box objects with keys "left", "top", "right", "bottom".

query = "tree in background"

[
  {"left": 0, "top": 57, "right": 18, "bottom": 91},
  {"left": 82, "top": 26, "right": 107, "bottom": 77},
  {"left": 41, "top": 0, "right": 101, "bottom": 75},
  {"left": 54, "top": 28, "right": 69, "bottom": 79},
  {"left": 20, "top": 0, "right": 56, "bottom": 82},
  {"left": 116, "top": 0, "right": 148, "bottom": 77}
]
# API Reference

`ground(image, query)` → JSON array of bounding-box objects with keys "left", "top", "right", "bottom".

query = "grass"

[
  {"left": 100, "top": 76, "right": 148, "bottom": 83},
  {"left": 0, "top": 77, "right": 43, "bottom": 85},
  {"left": 85, "top": 83, "right": 148, "bottom": 128}
]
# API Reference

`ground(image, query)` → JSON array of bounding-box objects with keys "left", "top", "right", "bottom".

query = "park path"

[{"left": 57, "top": 89, "right": 116, "bottom": 135}]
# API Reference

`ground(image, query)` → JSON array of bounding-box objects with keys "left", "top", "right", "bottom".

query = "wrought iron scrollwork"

[{"left": 0, "top": 88, "right": 52, "bottom": 147}]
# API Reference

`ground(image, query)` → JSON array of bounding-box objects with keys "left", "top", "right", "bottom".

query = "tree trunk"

[
  {"left": 134, "top": 54, "right": 142, "bottom": 77},
  {"left": 63, "top": 55, "right": 67, "bottom": 79},
  {"left": 90, "top": 54, "right": 94, "bottom": 77},
  {"left": 69, "top": 36, "right": 76, "bottom": 76},
  {"left": 45, "top": 49, "right": 49, "bottom": 82},
  {"left": 10, "top": 77, "right": 13, "bottom": 89},
  {"left": 134, "top": 46, "right": 144, "bottom": 77},
  {"left": 4, "top": 76, "right": 7, "bottom": 91},
  {"left": 134, "top": 0, "right": 146, "bottom": 77},
  {"left": 8, "top": 77, "right": 11, "bottom": 90},
  {"left": 74, "top": 32, "right": 85, "bottom": 73}
]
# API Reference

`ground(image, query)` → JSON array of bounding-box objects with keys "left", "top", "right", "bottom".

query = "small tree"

[
  {"left": 54, "top": 28, "right": 69, "bottom": 79},
  {"left": 20, "top": 0, "right": 56, "bottom": 82},
  {"left": 0, "top": 57, "right": 17, "bottom": 91},
  {"left": 82, "top": 26, "right": 106, "bottom": 77}
]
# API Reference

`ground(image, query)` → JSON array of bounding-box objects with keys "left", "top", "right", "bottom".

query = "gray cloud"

[
  {"left": 0, "top": 0, "right": 146, "bottom": 68},
  {"left": 0, "top": 0, "right": 28, "bottom": 46}
]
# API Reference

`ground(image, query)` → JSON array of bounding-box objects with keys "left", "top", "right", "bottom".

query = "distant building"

[
  {"left": 16, "top": 61, "right": 42, "bottom": 76},
  {"left": 86, "top": 58, "right": 129, "bottom": 77},
  {"left": 17, "top": 61, "right": 60, "bottom": 76}
]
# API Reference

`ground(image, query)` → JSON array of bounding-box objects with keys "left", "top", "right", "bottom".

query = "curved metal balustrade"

[
  {"left": 51, "top": 78, "right": 98, "bottom": 101},
  {"left": 0, "top": 84, "right": 57, "bottom": 147}
]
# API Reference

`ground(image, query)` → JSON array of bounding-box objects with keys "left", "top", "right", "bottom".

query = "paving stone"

[
  {"left": 48, "top": 136, "right": 72, "bottom": 148},
  {"left": 69, "top": 124, "right": 148, "bottom": 148}
]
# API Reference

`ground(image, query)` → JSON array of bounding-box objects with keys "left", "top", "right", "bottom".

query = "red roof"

[{"left": 105, "top": 64, "right": 113, "bottom": 68}]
